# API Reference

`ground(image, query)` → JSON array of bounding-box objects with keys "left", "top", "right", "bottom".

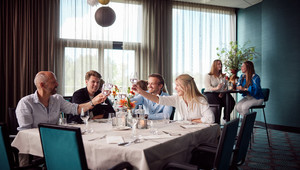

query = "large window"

[
  {"left": 60, "top": 0, "right": 142, "bottom": 96},
  {"left": 172, "top": 4, "right": 236, "bottom": 92}
]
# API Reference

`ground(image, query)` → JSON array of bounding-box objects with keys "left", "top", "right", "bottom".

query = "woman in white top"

[
  {"left": 204, "top": 59, "right": 235, "bottom": 124},
  {"left": 132, "top": 74, "right": 214, "bottom": 124}
]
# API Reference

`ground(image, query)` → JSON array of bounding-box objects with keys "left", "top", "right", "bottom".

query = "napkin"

[
  {"left": 180, "top": 123, "right": 211, "bottom": 129},
  {"left": 142, "top": 134, "right": 173, "bottom": 140},
  {"left": 162, "top": 130, "right": 182, "bottom": 136},
  {"left": 106, "top": 136, "right": 124, "bottom": 144}
]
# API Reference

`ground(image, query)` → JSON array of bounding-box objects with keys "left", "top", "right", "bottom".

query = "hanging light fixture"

[{"left": 90, "top": 0, "right": 116, "bottom": 27}]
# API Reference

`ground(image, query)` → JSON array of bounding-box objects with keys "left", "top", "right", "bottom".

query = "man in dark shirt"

[{"left": 69, "top": 70, "right": 114, "bottom": 123}]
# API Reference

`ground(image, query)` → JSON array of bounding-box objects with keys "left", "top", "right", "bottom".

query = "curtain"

[
  {"left": 172, "top": 2, "right": 236, "bottom": 93},
  {"left": 141, "top": 0, "right": 173, "bottom": 93},
  {"left": 0, "top": 0, "right": 60, "bottom": 123}
]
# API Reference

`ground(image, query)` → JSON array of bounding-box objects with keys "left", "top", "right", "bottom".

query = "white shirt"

[
  {"left": 204, "top": 74, "right": 226, "bottom": 91},
  {"left": 158, "top": 95, "right": 214, "bottom": 124}
]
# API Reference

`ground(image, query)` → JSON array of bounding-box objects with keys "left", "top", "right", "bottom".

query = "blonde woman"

[
  {"left": 204, "top": 59, "right": 235, "bottom": 123},
  {"left": 132, "top": 74, "right": 214, "bottom": 124}
]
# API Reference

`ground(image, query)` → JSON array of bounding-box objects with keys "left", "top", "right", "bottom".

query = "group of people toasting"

[{"left": 16, "top": 60, "right": 264, "bottom": 132}]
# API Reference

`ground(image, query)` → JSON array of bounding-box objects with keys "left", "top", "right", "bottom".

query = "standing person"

[
  {"left": 70, "top": 70, "right": 115, "bottom": 123},
  {"left": 236, "top": 61, "right": 264, "bottom": 116},
  {"left": 16, "top": 71, "right": 107, "bottom": 130},
  {"left": 132, "top": 74, "right": 214, "bottom": 123},
  {"left": 204, "top": 59, "right": 235, "bottom": 123},
  {"left": 131, "top": 73, "right": 173, "bottom": 120}
]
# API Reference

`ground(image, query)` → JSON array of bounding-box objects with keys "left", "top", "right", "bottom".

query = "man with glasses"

[{"left": 131, "top": 73, "right": 173, "bottom": 120}]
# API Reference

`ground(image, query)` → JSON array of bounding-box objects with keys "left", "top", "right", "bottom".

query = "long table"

[{"left": 11, "top": 121, "right": 220, "bottom": 170}]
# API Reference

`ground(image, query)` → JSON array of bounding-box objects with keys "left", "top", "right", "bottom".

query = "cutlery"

[{"left": 88, "top": 134, "right": 106, "bottom": 141}]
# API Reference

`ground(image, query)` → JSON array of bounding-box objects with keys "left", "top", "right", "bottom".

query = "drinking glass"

[
  {"left": 101, "top": 83, "right": 113, "bottom": 105},
  {"left": 80, "top": 108, "right": 92, "bottom": 133},
  {"left": 130, "top": 72, "right": 138, "bottom": 85}
]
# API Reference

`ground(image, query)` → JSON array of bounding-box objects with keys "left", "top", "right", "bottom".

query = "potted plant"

[{"left": 217, "top": 41, "right": 260, "bottom": 89}]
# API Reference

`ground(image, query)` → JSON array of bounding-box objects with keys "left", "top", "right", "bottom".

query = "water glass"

[
  {"left": 58, "top": 117, "right": 67, "bottom": 125},
  {"left": 149, "top": 120, "right": 158, "bottom": 135}
]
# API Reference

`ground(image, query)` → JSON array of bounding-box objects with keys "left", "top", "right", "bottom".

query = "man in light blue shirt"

[
  {"left": 16, "top": 71, "right": 107, "bottom": 131},
  {"left": 131, "top": 73, "right": 173, "bottom": 120}
]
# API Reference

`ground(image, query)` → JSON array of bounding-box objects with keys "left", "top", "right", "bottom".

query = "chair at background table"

[
  {"left": 38, "top": 123, "right": 133, "bottom": 170},
  {"left": 163, "top": 119, "right": 239, "bottom": 170},
  {"left": 209, "top": 104, "right": 221, "bottom": 124},
  {"left": 8, "top": 107, "right": 18, "bottom": 141},
  {"left": 0, "top": 123, "right": 43, "bottom": 170},
  {"left": 249, "top": 88, "right": 270, "bottom": 147}
]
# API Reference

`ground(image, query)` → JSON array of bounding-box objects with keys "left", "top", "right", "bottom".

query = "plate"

[
  {"left": 113, "top": 126, "right": 131, "bottom": 131},
  {"left": 93, "top": 119, "right": 108, "bottom": 123}
]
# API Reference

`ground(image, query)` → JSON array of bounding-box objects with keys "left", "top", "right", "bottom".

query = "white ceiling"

[{"left": 178, "top": 0, "right": 263, "bottom": 9}]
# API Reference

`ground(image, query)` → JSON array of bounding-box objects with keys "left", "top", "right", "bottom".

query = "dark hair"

[
  {"left": 85, "top": 70, "right": 101, "bottom": 80},
  {"left": 148, "top": 73, "right": 165, "bottom": 86},
  {"left": 137, "top": 80, "right": 148, "bottom": 91}
]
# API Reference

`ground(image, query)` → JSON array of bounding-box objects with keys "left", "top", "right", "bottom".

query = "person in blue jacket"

[{"left": 236, "top": 61, "right": 264, "bottom": 116}]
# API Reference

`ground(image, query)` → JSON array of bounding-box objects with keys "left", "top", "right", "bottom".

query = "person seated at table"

[
  {"left": 132, "top": 74, "right": 214, "bottom": 123},
  {"left": 136, "top": 80, "right": 148, "bottom": 91},
  {"left": 69, "top": 70, "right": 115, "bottom": 123},
  {"left": 204, "top": 59, "right": 235, "bottom": 123},
  {"left": 131, "top": 73, "right": 173, "bottom": 120},
  {"left": 236, "top": 61, "right": 264, "bottom": 116},
  {"left": 16, "top": 71, "right": 107, "bottom": 130}
]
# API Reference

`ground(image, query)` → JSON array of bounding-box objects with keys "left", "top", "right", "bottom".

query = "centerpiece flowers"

[
  {"left": 119, "top": 97, "right": 136, "bottom": 110},
  {"left": 217, "top": 41, "right": 260, "bottom": 88}
]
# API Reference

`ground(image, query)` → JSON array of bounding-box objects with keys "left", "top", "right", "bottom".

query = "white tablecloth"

[{"left": 11, "top": 121, "right": 220, "bottom": 170}]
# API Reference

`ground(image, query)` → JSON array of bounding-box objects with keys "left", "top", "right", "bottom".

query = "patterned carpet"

[{"left": 240, "top": 127, "right": 300, "bottom": 169}]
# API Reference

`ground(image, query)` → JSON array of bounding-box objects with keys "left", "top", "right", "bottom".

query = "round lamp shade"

[
  {"left": 98, "top": 0, "right": 110, "bottom": 5},
  {"left": 95, "top": 6, "right": 116, "bottom": 27}
]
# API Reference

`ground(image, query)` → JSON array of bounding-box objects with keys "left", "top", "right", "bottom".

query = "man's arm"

[{"left": 16, "top": 99, "right": 33, "bottom": 130}]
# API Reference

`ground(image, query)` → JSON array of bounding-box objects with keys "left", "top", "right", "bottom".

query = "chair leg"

[{"left": 262, "top": 109, "right": 271, "bottom": 147}]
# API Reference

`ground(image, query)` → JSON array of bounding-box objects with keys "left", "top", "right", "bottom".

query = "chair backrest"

[
  {"left": 209, "top": 104, "right": 221, "bottom": 124},
  {"left": 38, "top": 123, "right": 88, "bottom": 170},
  {"left": 232, "top": 112, "right": 257, "bottom": 166},
  {"left": 201, "top": 88, "right": 205, "bottom": 94},
  {"left": 63, "top": 96, "right": 72, "bottom": 102},
  {"left": 213, "top": 118, "right": 239, "bottom": 170},
  {"left": 8, "top": 107, "right": 19, "bottom": 136},
  {"left": 0, "top": 123, "right": 14, "bottom": 170},
  {"left": 261, "top": 88, "right": 270, "bottom": 102}
]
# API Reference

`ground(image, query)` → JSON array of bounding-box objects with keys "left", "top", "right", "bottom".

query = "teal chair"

[
  {"left": 164, "top": 119, "right": 239, "bottom": 170},
  {"left": 38, "top": 123, "right": 133, "bottom": 170},
  {"left": 249, "top": 88, "right": 270, "bottom": 147}
]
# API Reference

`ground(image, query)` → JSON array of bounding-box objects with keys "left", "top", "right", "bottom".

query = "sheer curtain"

[
  {"left": 56, "top": 0, "right": 142, "bottom": 95},
  {"left": 172, "top": 2, "right": 236, "bottom": 93}
]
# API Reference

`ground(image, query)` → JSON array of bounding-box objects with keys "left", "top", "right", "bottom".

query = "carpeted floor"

[{"left": 240, "top": 127, "right": 300, "bottom": 169}]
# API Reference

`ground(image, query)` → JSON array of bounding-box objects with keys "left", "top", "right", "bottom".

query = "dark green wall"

[{"left": 237, "top": 0, "right": 300, "bottom": 128}]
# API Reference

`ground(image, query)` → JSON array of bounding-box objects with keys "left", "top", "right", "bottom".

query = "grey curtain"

[
  {"left": 142, "top": 0, "right": 173, "bottom": 93},
  {"left": 0, "top": 0, "right": 60, "bottom": 123}
]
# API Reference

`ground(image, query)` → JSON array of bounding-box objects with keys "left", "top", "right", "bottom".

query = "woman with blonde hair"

[
  {"left": 236, "top": 61, "right": 264, "bottom": 116},
  {"left": 204, "top": 59, "right": 235, "bottom": 123},
  {"left": 132, "top": 74, "right": 214, "bottom": 123}
]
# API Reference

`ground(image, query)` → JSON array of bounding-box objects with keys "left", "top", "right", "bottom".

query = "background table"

[{"left": 12, "top": 121, "right": 220, "bottom": 170}]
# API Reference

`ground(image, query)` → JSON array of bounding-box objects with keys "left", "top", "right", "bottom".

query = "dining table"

[{"left": 11, "top": 120, "right": 220, "bottom": 170}]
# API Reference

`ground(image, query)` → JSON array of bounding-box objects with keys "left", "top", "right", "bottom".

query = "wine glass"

[
  {"left": 80, "top": 108, "right": 90, "bottom": 133},
  {"left": 101, "top": 83, "right": 113, "bottom": 105},
  {"left": 130, "top": 72, "right": 138, "bottom": 85}
]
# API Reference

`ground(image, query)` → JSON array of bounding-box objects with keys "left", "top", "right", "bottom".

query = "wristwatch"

[{"left": 90, "top": 100, "right": 95, "bottom": 107}]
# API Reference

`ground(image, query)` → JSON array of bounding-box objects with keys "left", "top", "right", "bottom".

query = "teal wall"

[{"left": 237, "top": 0, "right": 300, "bottom": 128}]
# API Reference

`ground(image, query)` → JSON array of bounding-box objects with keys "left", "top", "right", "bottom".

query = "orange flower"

[
  {"left": 130, "top": 90, "right": 135, "bottom": 96},
  {"left": 112, "top": 91, "right": 117, "bottom": 97},
  {"left": 119, "top": 97, "right": 136, "bottom": 109}
]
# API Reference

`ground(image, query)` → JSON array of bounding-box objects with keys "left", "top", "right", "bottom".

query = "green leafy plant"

[{"left": 217, "top": 41, "right": 260, "bottom": 74}]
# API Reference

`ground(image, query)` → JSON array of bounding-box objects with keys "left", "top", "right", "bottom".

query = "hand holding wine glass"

[{"left": 101, "top": 83, "right": 113, "bottom": 105}]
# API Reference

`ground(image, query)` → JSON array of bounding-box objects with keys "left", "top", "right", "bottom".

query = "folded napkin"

[
  {"left": 106, "top": 136, "right": 124, "bottom": 144},
  {"left": 162, "top": 130, "right": 182, "bottom": 136},
  {"left": 142, "top": 134, "right": 173, "bottom": 140},
  {"left": 180, "top": 123, "right": 211, "bottom": 129}
]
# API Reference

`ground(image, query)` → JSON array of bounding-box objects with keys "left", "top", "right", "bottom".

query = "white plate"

[
  {"left": 113, "top": 126, "right": 131, "bottom": 131},
  {"left": 93, "top": 119, "right": 108, "bottom": 123}
]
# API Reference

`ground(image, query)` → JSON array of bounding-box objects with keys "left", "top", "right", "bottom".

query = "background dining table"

[{"left": 11, "top": 120, "right": 220, "bottom": 170}]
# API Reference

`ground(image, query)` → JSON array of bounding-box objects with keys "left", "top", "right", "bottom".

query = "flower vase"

[{"left": 230, "top": 69, "right": 239, "bottom": 90}]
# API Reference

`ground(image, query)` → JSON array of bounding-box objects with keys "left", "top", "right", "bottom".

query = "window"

[
  {"left": 172, "top": 4, "right": 236, "bottom": 92},
  {"left": 60, "top": 0, "right": 142, "bottom": 96}
]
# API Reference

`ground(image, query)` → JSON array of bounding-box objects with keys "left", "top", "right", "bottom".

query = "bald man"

[{"left": 16, "top": 71, "right": 107, "bottom": 130}]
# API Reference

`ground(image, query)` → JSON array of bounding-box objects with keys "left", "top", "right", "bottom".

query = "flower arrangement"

[
  {"left": 119, "top": 97, "right": 136, "bottom": 109},
  {"left": 217, "top": 41, "right": 260, "bottom": 74},
  {"left": 112, "top": 85, "right": 119, "bottom": 99}
]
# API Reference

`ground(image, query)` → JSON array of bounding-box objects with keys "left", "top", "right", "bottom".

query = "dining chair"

[
  {"left": 209, "top": 104, "right": 221, "bottom": 124},
  {"left": 0, "top": 123, "right": 43, "bottom": 170},
  {"left": 8, "top": 107, "right": 19, "bottom": 141},
  {"left": 249, "top": 88, "right": 270, "bottom": 147},
  {"left": 163, "top": 118, "right": 239, "bottom": 170},
  {"left": 38, "top": 123, "right": 133, "bottom": 170}
]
